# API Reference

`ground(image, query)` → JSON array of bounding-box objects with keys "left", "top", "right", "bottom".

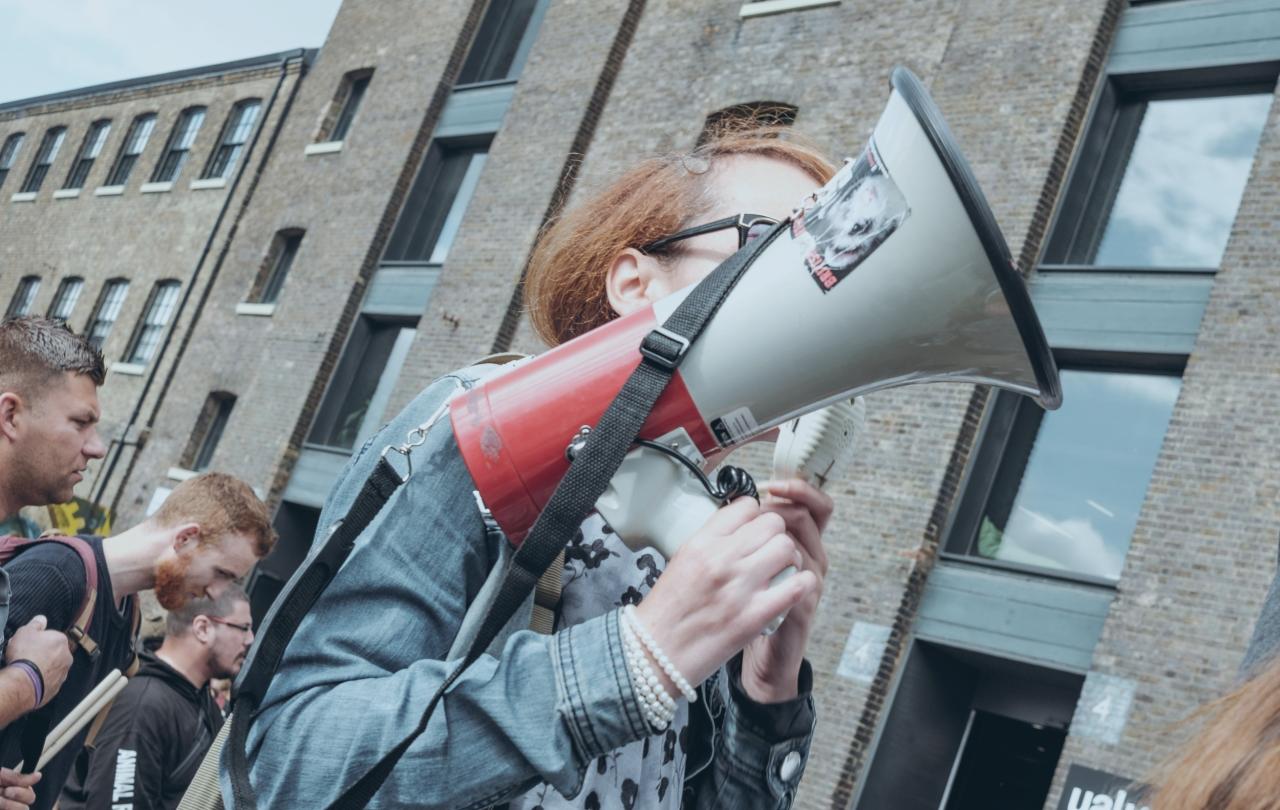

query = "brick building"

[{"left": 2, "top": 1, "right": 1278, "bottom": 808}]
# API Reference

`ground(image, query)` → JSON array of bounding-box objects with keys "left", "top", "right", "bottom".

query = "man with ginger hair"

[{"left": 0, "top": 472, "right": 275, "bottom": 810}]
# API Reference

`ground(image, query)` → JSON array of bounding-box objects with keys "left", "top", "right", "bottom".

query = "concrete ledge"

[
  {"left": 53, "top": 189, "right": 81, "bottom": 200},
  {"left": 166, "top": 467, "right": 199, "bottom": 482},
  {"left": 9, "top": 192, "right": 36, "bottom": 202},
  {"left": 304, "top": 141, "right": 344, "bottom": 155},
  {"left": 110, "top": 361, "right": 146, "bottom": 376},
  {"left": 235, "top": 302, "right": 276, "bottom": 317},
  {"left": 94, "top": 185, "right": 125, "bottom": 197},
  {"left": 740, "top": 0, "right": 839, "bottom": 17},
  {"left": 190, "top": 177, "right": 228, "bottom": 190},
  {"left": 140, "top": 181, "right": 173, "bottom": 194}
]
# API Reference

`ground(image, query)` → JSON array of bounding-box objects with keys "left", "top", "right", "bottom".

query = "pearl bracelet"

[
  {"left": 623, "top": 605, "right": 698, "bottom": 703},
  {"left": 620, "top": 617, "right": 675, "bottom": 732}
]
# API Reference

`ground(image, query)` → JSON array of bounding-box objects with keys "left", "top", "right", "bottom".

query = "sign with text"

[{"left": 1056, "top": 764, "right": 1149, "bottom": 810}]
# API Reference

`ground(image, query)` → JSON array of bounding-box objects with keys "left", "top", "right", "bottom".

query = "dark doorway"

[
  {"left": 247, "top": 500, "right": 320, "bottom": 624},
  {"left": 942, "top": 711, "right": 1067, "bottom": 809},
  {"left": 856, "top": 642, "right": 1082, "bottom": 810}
]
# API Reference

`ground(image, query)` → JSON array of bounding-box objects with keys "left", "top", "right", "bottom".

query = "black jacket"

[{"left": 59, "top": 652, "right": 223, "bottom": 810}]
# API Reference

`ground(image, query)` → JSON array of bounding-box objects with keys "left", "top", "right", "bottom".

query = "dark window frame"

[
  {"left": 5, "top": 276, "right": 41, "bottom": 319},
  {"left": 184, "top": 391, "right": 237, "bottom": 471},
  {"left": 151, "top": 106, "right": 207, "bottom": 183},
  {"left": 85, "top": 278, "right": 130, "bottom": 350},
  {"left": 123, "top": 279, "right": 181, "bottom": 365},
  {"left": 941, "top": 350, "right": 1186, "bottom": 587},
  {"left": 21, "top": 126, "right": 67, "bottom": 194},
  {"left": 1041, "top": 64, "right": 1277, "bottom": 274},
  {"left": 455, "top": 0, "right": 544, "bottom": 88},
  {"left": 105, "top": 113, "right": 158, "bottom": 187},
  {"left": 63, "top": 119, "right": 112, "bottom": 190},
  {"left": 326, "top": 70, "right": 373, "bottom": 143},
  {"left": 202, "top": 99, "right": 262, "bottom": 180},
  {"left": 306, "top": 314, "right": 418, "bottom": 451},
  {"left": 252, "top": 229, "right": 304, "bottom": 304},
  {"left": 46, "top": 276, "right": 85, "bottom": 323},
  {"left": 383, "top": 139, "right": 489, "bottom": 264},
  {"left": 697, "top": 101, "right": 798, "bottom": 146},
  {"left": 0, "top": 132, "right": 26, "bottom": 191}
]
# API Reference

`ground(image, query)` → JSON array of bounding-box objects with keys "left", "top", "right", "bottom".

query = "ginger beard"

[{"left": 154, "top": 553, "right": 193, "bottom": 610}]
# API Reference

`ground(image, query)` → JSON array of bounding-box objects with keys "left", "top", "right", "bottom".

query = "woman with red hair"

[{"left": 240, "top": 130, "right": 843, "bottom": 810}]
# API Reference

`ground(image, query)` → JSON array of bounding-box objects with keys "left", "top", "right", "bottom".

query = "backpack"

[
  {"left": 0, "top": 534, "right": 102, "bottom": 660},
  {"left": 0, "top": 533, "right": 141, "bottom": 770}
]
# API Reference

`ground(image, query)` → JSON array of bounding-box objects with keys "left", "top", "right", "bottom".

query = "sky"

[{"left": 0, "top": 0, "right": 345, "bottom": 104}]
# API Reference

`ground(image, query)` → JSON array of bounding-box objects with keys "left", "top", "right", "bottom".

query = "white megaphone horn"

[{"left": 451, "top": 66, "right": 1062, "bottom": 547}]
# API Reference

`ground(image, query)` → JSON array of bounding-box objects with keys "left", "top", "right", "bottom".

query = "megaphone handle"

[{"left": 762, "top": 565, "right": 797, "bottom": 635}]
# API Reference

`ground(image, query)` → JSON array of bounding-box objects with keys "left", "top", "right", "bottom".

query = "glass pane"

[
  {"left": 1093, "top": 93, "right": 1273, "bottom": 268},
  {"left": 428, "top": 153, "right": 486, "bottom": 264},
  {"left": 88, "top": 280, "right": 129, "bottom": 348},
  {"left": 457, "top": 0, "right": 539, "bottom": 84},
  {"left": 309, "top": 320, "right": 403, "bottom": 450},
  {"left": 977, "top": 370, "right": 1181, "bottom": 580},
  {"left": 7, "top": 278, "right": 40, "bottom": 318}
]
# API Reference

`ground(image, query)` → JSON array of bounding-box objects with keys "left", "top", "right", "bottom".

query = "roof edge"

[{"left": 0, "top": 48, "right": 316, "bottom": 114}]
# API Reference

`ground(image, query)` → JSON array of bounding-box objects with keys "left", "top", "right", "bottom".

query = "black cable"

[{"left": 634, "top": 438, "right": 758, "bottom": 504}]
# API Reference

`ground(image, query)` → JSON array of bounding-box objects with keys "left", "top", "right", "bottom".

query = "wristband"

[{"left": 10, "top": 659, "right": 44, "bottom": 708}]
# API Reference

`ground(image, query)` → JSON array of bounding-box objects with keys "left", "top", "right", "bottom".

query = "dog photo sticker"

[{"left": 791, "top": 140, "right": 910, "bottom": 293}]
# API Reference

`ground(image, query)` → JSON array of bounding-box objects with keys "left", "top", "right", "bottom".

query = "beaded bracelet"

[
  {"left": 10, "top": 659, "right": 44, "bottom": 709},
  {"left": 622, "top": 605, "right": 698, "bottom": 703},
  {"left": 620, "top": 618, "right": 675, "bottom": 732}
]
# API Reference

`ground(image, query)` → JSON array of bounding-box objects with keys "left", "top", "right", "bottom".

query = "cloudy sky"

[{"left": 0, "top": 0, "right": 345, "bottom": 104}]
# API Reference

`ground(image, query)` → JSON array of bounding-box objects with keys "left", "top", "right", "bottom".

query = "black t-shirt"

[{"left": 0, "top": 537, "right": 137, "bottom": 810}]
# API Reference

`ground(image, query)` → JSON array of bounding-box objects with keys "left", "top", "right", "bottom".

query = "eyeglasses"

[
  {"left": 209, "top": 616, "right": 252, "bottom": 634},
  {"left": 641, "top": 213, "right": 779, "bottom": 255}
]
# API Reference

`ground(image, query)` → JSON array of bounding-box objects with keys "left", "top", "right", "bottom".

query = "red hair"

[{"left": 524, "top": 130, "right": 836, "bottom": 346}]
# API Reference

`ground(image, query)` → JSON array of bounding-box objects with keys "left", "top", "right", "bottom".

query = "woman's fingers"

[{"left": 765, "top": 479, "right": 834, "bottom": 533}]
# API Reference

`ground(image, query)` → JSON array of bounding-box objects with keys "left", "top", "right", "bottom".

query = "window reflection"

[
  {"left": 978, "top": 370, "right": 1180, "bottom": 580},
  {"left": 1093, "top": 93, "right": 1272, "bottom": 269}
]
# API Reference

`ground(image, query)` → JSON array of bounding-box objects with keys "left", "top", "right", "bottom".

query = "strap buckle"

[{"left": 639, "top": 327, "right": 691, "bottom": 370}]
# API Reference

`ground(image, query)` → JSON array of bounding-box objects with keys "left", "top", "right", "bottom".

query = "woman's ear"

[{"left": 606, "top": 248, "right": 662, "bottom": 317}]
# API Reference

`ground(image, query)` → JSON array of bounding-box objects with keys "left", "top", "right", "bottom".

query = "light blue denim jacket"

[{"left": 224, "top": 367, "right": 815, "bottom": 809}]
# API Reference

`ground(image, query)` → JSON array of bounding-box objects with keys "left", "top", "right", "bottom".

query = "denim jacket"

[{"left": 224, "top": 367, "right": 815, "bottom": 809}]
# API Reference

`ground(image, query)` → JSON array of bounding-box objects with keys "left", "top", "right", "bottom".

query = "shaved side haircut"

[{"left": 0, "top": 316, "right": 106, "bottom": 402}]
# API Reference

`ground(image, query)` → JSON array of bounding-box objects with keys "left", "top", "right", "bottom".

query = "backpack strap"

[{"left": 18, "top": 533, "right": 101, "bottom": 659}]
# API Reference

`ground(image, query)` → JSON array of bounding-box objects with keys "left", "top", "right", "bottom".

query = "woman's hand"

[
  {"left": 742, "top": 479, "right": 833, "bottom": 703},
  {"left": 634, "top": 497, "right": 818, "bottom": 694}
]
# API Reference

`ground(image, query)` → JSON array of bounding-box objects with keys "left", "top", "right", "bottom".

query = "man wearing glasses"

[{"left": 59, "top": 584, "right": 252, "bottom": 810}]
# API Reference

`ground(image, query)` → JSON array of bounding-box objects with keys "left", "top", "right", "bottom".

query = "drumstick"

[{"left": 36, "top": 670, "right": 127, "bottom": 770}]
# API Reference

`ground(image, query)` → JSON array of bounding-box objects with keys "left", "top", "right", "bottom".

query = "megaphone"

[{"left": 452, "top": 67, "right": 1061, "bottom": 546}]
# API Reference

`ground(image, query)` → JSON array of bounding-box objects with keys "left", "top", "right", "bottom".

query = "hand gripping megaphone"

[{"left": 451, "top": 67, "right": 1061, "bottom": 554}]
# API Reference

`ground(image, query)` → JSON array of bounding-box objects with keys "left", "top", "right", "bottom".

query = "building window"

[
  {"left": 1044, "top": 83, "right": 1273, "bottom": 271},
  {"left": 384, "top": 143, "right": 488, "bottom": 264},
  {"left": 106, "top": 113, "right": 157, "bottom": 187},
  {"left": 124, "top": 279, "right": 180, "bottom": 365},
  {"left": 185, "top": 392, "right": 236, "bottom": 471},
  {"left": 946, "top": 365, "right": 1182, "bottom": 582},
  {"left": 327, "top": 71, "right": 372, "bottom": 143},
  {"left": 63, "top": 120, "right": 112, "bottom": 190},
  {"left": 151, "top": 107, "right": 206, "bottom": 183},
  {"left": 0, "top": 133, "right": 25, "bottom": 190},
  {"left": 21, "top": 126, "right": 67, "bottom": 193},
  {"left": 202, "top": 99, "right": 262, "bottom": 180},
  {"left": 46, "top": 277, "right": 84, "bottom": 323},
  {"left": 253, "top": 229, "right": 303, "bottom": 304},
  {"left": 85, "top": 279, "right": 129, "bottom": 349},
  {"left": 456, "top": 0, "right": 542, "bottom": 86},
  {"left": 5, "top": 276, "right": 40, "bottom": 318},
  {"left": 698, "top": 101, "right": 798, "bottom": 146},
  {"left": 308, "top": 318, "right": 417, "bottom": 450}
]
